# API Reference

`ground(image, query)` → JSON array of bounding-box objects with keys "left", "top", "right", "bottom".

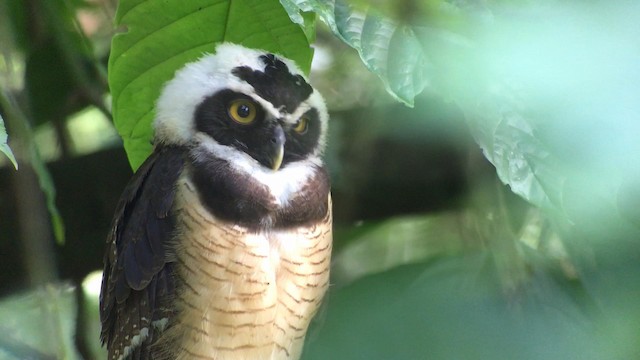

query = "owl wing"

[{"left": 100, "top": 146, "right": 185, "bottom": 360}]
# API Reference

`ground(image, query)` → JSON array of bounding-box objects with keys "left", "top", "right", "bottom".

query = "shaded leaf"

[
  {"left": 303, "top": 253, "right": 616, "bottom": 360},
  {"left": 331, "top": 213, "right": 468, "bottom": 286},
  {"left": 466, "top": 86, "right": 567, "bottom": 213},
  {"left": 13, "top": 0, "right": 99, "bottom": 126},
  {"left": 25, "top": 42, "right": 78, "bottom": 126},
  {"left": 110, "top": 0, "right": 313, "bottom": 170},
  {"left": 281, "top": 0, "right": 428, "bottom": 106}
]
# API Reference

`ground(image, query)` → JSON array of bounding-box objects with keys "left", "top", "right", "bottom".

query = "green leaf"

[
  {"left": 304, "top": 253, "right": 613, "bottom": 360},
  {"left": 0, "top": 86, "right": 64, "bottom": 244},
  {"left": 278, "top": 0, "right": 316, "bottom": 43},
  {"left": 0, "top": 114, "right": 18, "bottom": 169},
  {"left": 31, "top": 145, "right": 66, "bottom": 244},
  {"left": 110, "top": 0, "right": 313, "bottom": 170},
  {"left": 281, "top": 0, "right": 428, "bottom": 106}
]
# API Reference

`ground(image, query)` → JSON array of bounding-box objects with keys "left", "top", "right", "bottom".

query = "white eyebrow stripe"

[
  {"left": 238, "top": 89, "right": 281, "bottom": 119},
  {"left": 284, "top": 102, "right": 313, "bottom": 124},
  {"left": 243, "top": 89, "right": 315, "bottom": 125}
]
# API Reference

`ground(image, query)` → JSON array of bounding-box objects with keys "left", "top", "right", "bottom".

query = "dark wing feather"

[{"left": 100, "top": 146, "right": 185, "bottom": 360}]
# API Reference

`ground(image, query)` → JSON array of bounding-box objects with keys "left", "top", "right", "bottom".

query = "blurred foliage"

[
  {"left": 0, "top": 85, "right": 66, "bottom": 244},
  {"left": 0, "top": 0, "right": 115, "bottom": 356},
  {"left": 282, "top": 0, "right": 429, "bottom": 106},
  {"left": 0, "top": 0, "right": 639, "bottom": 359},
  {"left": 0, "top": 114, "right": 17, "bottom": 169},
  {"left": 294, "top": 0, "right": 640, "bottom": 358},
  {"left": 0, "top": 284, "right": 80, "bottom": 360},
  {"left": 1, "top": 0, "right": 111, "bottom": 245},
  {"left": 305, "top": 251, "right": 619, "bottom": 360}
]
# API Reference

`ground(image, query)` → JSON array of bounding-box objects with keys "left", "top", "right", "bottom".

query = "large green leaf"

[
  {"left": 303, "top": 253, "right": 626, "bottom": 360},
  {"left": 281, "top": 0, "right": 428, "bottom": 106},
  {"left": 110, "top": 0, "right": 314, "bottom": 170},
  {"left": 0, "top": 114, "right": 17, "bottom": 169}
]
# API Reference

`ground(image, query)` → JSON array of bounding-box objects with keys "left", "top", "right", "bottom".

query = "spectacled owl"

[{"left": 100, "top": 43, "right": 332, "bottom": 360}]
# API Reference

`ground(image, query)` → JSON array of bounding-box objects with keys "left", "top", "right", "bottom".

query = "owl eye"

[
  {"left": 228, "top": 99, "right": 257, "bottom": 124},
  {"left": 293, "top": 117, "right": 309, "bottom": 134}
]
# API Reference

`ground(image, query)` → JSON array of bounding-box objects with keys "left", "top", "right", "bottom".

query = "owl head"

[{"left": 153, "top": 43, "right": 328, "bottom": 173}]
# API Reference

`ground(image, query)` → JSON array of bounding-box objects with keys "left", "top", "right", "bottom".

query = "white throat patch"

[{"left": 193, "top": 133, "right": 321, "bottom": 206}]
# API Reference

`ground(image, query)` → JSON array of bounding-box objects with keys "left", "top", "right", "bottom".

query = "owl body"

[
  {"left": 100, "top": 44, "right": 331, "bottom": 360},
  {"left": 167, "top": 174, "right": 331, "bottom": 360}
]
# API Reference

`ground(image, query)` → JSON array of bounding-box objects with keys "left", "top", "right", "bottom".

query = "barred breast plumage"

[{"left": 156, "top": 177, "right": 331, "bottom": 360}]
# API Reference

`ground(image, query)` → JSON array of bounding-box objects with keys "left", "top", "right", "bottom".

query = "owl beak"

[{"left": 270, "top": 125, "right": 286, "bottom": 171}]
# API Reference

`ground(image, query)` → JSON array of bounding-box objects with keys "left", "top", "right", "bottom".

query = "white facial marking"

[
  {"left": 153, "top": 42, "right": 325, "bottom": 148},
  {"left": 194, "top": 133, "right": 320, "bottom": 205}
]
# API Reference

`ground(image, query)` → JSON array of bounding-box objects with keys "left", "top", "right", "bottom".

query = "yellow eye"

[
  {"left": 228, "top": 99, "right": 257, "bottom": 124},
  {"left": 293, "top": 117, "right": 309, "bottom": 134}
]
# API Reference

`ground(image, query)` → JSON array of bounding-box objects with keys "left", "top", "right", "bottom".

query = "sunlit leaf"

[
  {"left": 281, "top": 0, "right": 428, "bottom": 106},
  {"left": 110, "top": 0, "right": 313, "bottom": 170},
  {"left": 0, "top": 114, "right": 17, "bottom": 169}
]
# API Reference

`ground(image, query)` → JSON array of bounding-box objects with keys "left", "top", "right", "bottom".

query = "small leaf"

[
  {"left": 110, "top": 0, "right": 313, "bottom": 170},
  {"left": 0, "top": 114, "right": 18, "bottom": 169},
  {"left": 31, "top": 147, "right": 66, "bottom": 244}
]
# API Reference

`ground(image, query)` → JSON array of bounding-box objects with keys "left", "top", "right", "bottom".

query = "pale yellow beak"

[{"left": 272, "top": 143, "right": 284, "bottom": 171}]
